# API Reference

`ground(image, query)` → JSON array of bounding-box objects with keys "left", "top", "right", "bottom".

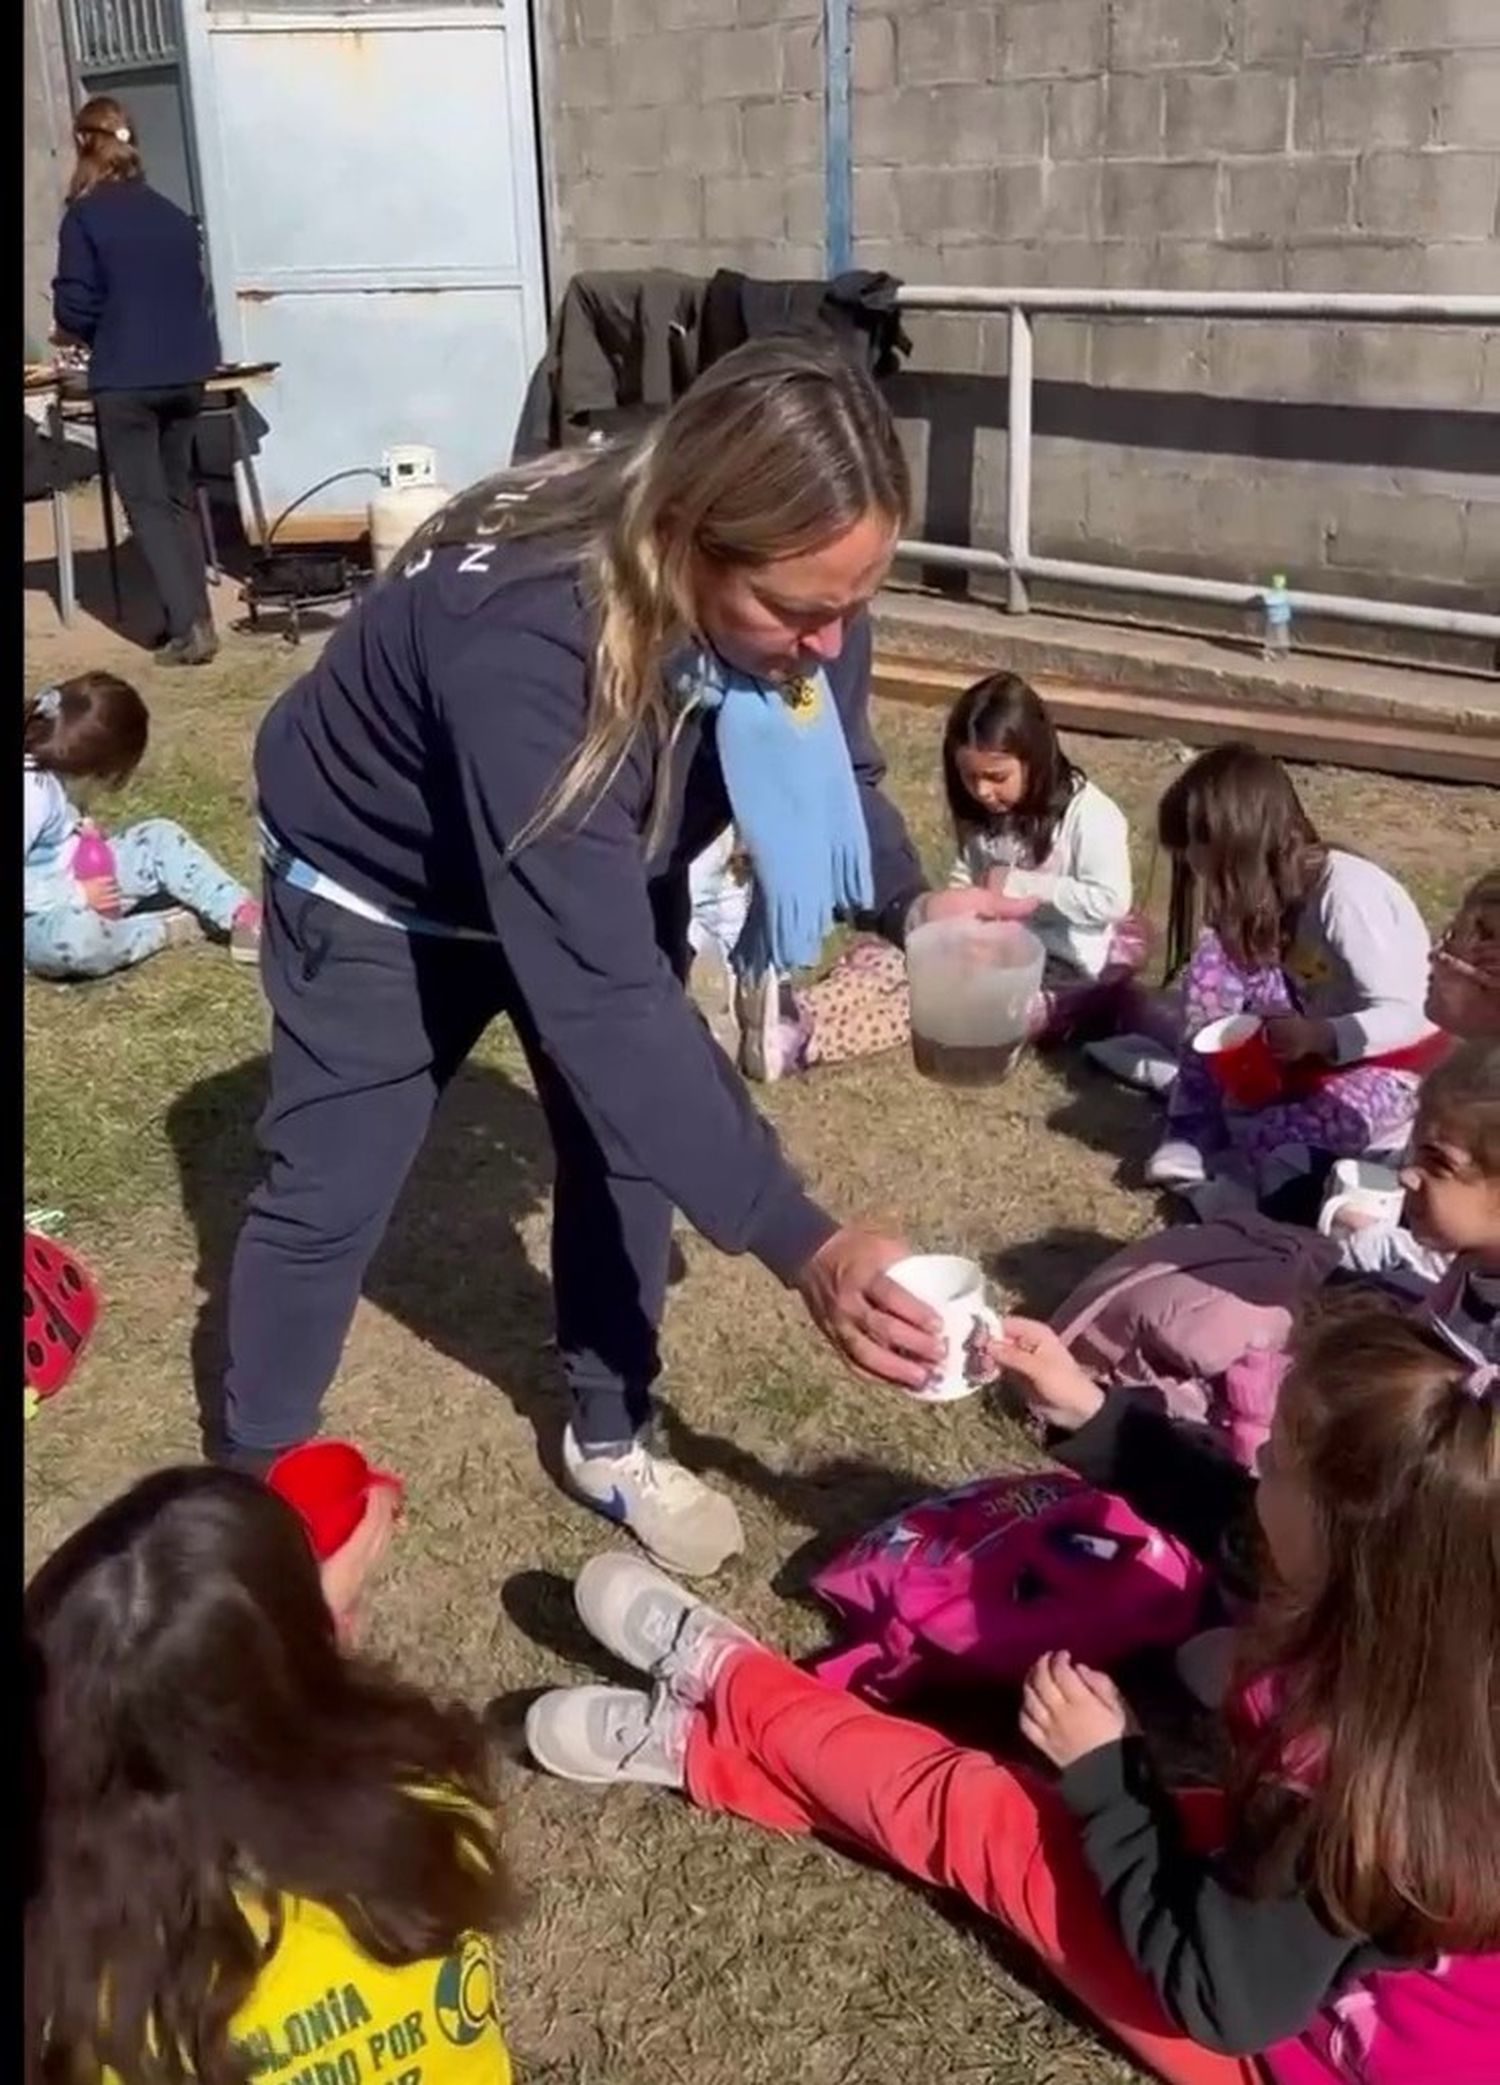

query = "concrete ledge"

[{"left": 871, "top": 589, "right": 1500, "bottom": 785}]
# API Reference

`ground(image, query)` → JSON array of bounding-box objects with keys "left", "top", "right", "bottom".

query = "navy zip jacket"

[
  {"left": 255, "top": 541, "right": 928, "bottom": 1286},
  {"left": 52, "top": 181, "right": 220, "bottom": 393}
]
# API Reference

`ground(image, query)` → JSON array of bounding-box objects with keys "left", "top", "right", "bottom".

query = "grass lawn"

[{"left": 24, "top": 624, "right": 1497, "bottom": 2085}]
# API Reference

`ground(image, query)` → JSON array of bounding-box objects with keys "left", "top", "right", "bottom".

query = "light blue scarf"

[{"left": 689, "top": 651, "right": 873, "bottom": 977}]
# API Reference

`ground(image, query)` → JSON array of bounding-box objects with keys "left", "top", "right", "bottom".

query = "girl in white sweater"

[{"left": 743, "top": 674, "right": 1144, "bottom": 1080}]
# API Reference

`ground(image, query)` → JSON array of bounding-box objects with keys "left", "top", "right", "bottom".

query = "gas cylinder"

[{"left": 368, "top": 445, "right": 450, "bottom": 575}]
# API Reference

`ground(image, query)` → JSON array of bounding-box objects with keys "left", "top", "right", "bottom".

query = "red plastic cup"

[
  {"left": 1192, "top": 1013, "right": 1284, "bottom": 1109},
  {"left": 265, "top": 1440, "right": 404, "bottom": 1561}
]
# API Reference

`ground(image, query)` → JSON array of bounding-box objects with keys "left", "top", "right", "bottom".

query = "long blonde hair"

[
  {"left": 67, "top": 94, "right": 144, "bottom": 202},
  {"left": 398, "top": 335, "right": 910, "bottom": 846}
]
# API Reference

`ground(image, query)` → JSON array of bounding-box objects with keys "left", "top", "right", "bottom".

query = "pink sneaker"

[{"left": 229, "top": 898, "right": 263, "bottom": 966}]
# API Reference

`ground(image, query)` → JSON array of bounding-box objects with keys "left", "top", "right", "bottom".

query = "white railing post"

[{"left": 1006, "top": 304, "right": 1033, "bottom": 616}]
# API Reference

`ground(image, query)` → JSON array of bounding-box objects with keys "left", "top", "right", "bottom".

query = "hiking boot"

[
  {"left": 525, "top": 1682, "right": 690, "bottom": 1789},
  {"left": 574, "top": 1551, "right": 757, "bottom": 1704},
  {"left": 228, "top": 897, "right": 263, "bottom": 965},
  {"left": 562, "top": 1427, "right": 744, "bottom": 1579},
  {"left": 161, "top": 619, "right": 219, "bottom": 667}
]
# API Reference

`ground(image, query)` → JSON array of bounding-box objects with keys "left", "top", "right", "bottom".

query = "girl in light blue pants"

[{"left": 24, "top": 674, "right": 261, "bottom": 982}]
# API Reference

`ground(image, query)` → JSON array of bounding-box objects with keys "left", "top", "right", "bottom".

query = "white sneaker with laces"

[
  {"left": 525, "top": 1682, "right": 690, "bottom": 1788},
  {"left": 574, "top": 1551, "right": 757, "bottom": 1702},
  {"left": 562, "top": 1428, "right": 745, "bottom": 1579}
]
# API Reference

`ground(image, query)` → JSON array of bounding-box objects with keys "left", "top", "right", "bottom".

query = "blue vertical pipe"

[{"left": 823, "top": 0, "right": 853, "bottom": 275}]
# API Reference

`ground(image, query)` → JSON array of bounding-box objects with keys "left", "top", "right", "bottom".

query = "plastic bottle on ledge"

[
  {"left": 73, "top": 819, "right": 119, "bottom": 915},
  {"left": 1261, "top": 573, "right": 1292, "bottom": 660}
]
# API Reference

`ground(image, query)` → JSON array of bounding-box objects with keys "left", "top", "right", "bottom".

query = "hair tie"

[{"left": 33, "top": 687, "right": 62, "bottom": 720}]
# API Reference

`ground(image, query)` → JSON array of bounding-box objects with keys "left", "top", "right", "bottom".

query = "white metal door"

[{"left": 178, "top": 1, "right": 546, "bottom": 538}]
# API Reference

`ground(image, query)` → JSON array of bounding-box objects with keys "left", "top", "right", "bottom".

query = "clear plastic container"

[{"left": 906, "top": 918, "right": 1046, "bottom": 1086}]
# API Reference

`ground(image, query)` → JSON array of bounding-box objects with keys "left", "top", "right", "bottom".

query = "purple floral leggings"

[{"left": 1167, "top": 930, "right": 1422, "bottom": 1162}]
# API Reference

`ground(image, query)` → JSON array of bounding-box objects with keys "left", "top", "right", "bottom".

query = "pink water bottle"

[{"left": 73, "top": 819, "right": 119, "bottom": 915}]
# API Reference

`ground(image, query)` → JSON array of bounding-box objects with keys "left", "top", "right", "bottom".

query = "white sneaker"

[
  {"left": 525, "top": 1682, "right": 690, "bottom": 1788},
  {"left": 574, "top": 1551, "right": 757, "bottom": 1703},
  {"left": 1085, "top": 1032, "right": 1178, "bottom": 1096},
  {"left": 562, "top": 1428, "right": 745, "bottom": 1579},
  {"left": 1145, "top": 1137, "right": 1209, "bottom": 1189}
]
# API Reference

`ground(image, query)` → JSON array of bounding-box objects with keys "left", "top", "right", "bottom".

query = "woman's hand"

[
  {"left": 79, "top": 875, "right": 121, "bottom": 917},
  {"left": 795, "top": 1227, "right": 944, "bottom": 1391},
  {"left": 987, "top": 1316, "right": 1105, "bottom": 1431},
  {"left": 1020, "top": 1651, "right": 1132, "bottom": 1770},
  {"left": 1263, "top": 1013, "right": 1336, "bottom": 1064}
]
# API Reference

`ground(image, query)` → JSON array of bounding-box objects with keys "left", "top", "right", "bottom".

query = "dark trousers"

[
  {"left": 94, "top": 384, "right": 210, "bottom": 640},
  {"left": 223, "top": 880, "right": 672, "bottom": 1458}
]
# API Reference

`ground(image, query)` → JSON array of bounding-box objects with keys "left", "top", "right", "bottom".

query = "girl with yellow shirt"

[{"left": 25, "top": 1467, "right": 516, "bottom": 2084}]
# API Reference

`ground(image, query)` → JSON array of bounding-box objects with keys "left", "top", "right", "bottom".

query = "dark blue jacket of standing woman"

[
  {"left": 256, "top": 542, "right": 929, "bottom": 1286},
  {"left": 52, "top": 179, "right": 220, "bottom": 393}
]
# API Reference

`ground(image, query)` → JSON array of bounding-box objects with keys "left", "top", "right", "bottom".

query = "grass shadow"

[
  {"left": 166, "top": 1052, "right": 561, "bottom": 1468},
  {"left": 166, "top": 1055, "right": 917, "bottom": 1545}
]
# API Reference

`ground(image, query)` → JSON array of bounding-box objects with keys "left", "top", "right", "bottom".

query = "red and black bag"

[{"left": 24, "top": 1230, "right": 99, "bottom": 1399}]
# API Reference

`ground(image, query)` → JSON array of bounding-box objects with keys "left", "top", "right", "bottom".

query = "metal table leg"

[
  {"left": 229, "top": 390, "right": 272, "bottom": 548},
  {"left": 48, "top": 400, "right": 76, "bottom": 627}
]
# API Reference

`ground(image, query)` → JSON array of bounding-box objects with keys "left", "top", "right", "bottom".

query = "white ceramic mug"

[{"left": 885, "top": 1253, "right": 1003, "bottom": 1404}]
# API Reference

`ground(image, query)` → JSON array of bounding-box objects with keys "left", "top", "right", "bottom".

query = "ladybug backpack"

[
  {"left": 807, "top": 1469, "right": 1207, "bottom": 1705},
  {"left": 24, "top": 1230, "right": 100, "bottom": 1399}
]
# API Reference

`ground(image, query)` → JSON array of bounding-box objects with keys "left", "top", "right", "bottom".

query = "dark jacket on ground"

[
  {"left": 255, "top": 540, "right": 927, "bottom": 1286},
  {"left": 1049, "top": 1391, "right": 1410, "bottom": 2055},
  {"left": 52, "top": 180, "right": 220, "bottom": 393}
]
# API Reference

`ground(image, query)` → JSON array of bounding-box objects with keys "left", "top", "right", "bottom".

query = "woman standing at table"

[
  {"left": 52, "top": 94, "right": 220, "bottom": 665},
  {"left": 223, "top": 338, "right": 1002, "bottom": 1577}
]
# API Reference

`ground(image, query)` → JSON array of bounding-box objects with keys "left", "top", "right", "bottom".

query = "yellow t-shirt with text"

[{"left": 228, "top": 1893, "right": 512, "bottom": 2085}]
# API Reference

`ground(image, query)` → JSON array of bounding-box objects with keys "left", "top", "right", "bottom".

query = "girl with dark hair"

[
  {"left": 25, "top": 1465, "right": 516, "bottom": 2085},
  {"left": 527, "top": 1304, "right": 1500, "bottom": 2085},
  {"left": 1149, "top": 744, "right": 1441, "bottom": 1194},
  {"left": 742, "top": 672, "right": 1140, "bottom": 1079},
  {"left": 1427, "top": 868, "right": 1500, "bottom": 1041},
  {"left": 24, "top": 675, "right": 261, "bottom": 979},
  {"left": 53, "top": 93, "right": 221, "bottom": 663}
]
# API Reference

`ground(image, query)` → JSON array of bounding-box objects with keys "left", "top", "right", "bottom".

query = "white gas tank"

[{"left": 368, "top": 444, "right": 451, "bottom": 574}]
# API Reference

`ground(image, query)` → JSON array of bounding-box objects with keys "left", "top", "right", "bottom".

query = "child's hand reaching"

[
  {"left": 982, "top": 869, "right": 1042, "bottom": 922},
  {"left": 986, "top": 1317, "right": 1105, "bottom": 1431},
  {"left": 1020, "top": 1650, "right": 1133, "bottom": 1769}
]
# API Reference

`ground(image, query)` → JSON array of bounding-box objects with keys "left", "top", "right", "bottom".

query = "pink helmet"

[{"left": 808, "top": 1470, "right": 1207, "bottom": 1704}]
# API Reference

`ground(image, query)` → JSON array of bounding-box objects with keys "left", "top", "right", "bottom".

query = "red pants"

[{"left": 685, "top": 1650, "right": 1266, "bottom": 2085}]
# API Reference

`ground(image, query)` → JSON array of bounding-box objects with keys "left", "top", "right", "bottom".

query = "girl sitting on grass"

[
  {"left": 25, "top": 1466, "right": 516, "bottom": 2083},
  {"left": 24, "top": 673, "right": 260, "bottom": 981},
  {"left": 526, "top": 1304, "right": 1499, "bottom": 2085},
  {"left": 1149, "top": 743, "right": 1442, "bottom": 1195},
  {"left": 741, "top": 672, "right": 1143, "bottom": 1080}
]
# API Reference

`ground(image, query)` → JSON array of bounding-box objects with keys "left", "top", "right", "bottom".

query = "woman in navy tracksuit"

[
  {"left": 52, "top": 93, "right": 220, "bottom": 663},
  {"left": 228, "top": 341, "right": 1002, "bottom": 1577}
]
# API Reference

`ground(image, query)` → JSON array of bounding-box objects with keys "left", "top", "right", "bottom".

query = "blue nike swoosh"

[{"left": 591, "top": 1486, "right": 629, "bottom": 1524}]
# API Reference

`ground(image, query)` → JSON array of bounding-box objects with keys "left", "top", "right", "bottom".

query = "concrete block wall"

[
  {"left": 544, "top": 0, "right": 828, "bottom": 281},
  {"left": 538, "top": 0, "right": 1500, "bottom": 608},
  {"left": 24, "top": 0, "right": 75, "bottom": 358}
]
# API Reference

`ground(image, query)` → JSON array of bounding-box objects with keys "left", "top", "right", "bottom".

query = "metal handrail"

[{"left": 892, "top": 287, "right": 1500, "bottom": 643}]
